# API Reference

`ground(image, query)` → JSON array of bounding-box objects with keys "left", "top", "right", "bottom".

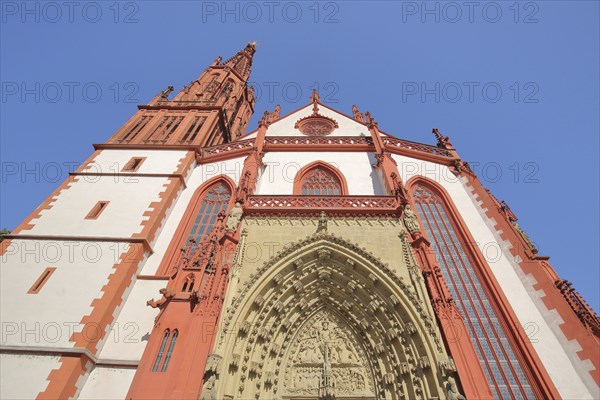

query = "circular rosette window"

[{"left": 295, "top": 115, "right": 339, "bottom": 136}]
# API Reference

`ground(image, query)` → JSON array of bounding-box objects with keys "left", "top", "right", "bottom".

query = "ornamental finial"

[
  {"left": 310, "top": 89, "right": 320, "bottom": 104},
  {"left": 433, "top": 128, "right": 451, "bottom": 147},
  {"left": 365, "top": 111, "right": 377, "bottom": 128},
  {"left": 352, "top": 105, "right": 365, "bottom": 123}
]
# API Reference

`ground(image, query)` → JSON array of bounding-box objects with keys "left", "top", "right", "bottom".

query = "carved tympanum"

[{"left": 281, "top": 309, "right": 375, "bottom": 399}]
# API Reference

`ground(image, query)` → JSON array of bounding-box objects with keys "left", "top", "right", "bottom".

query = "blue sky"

[{"left": 1, "top": 1, "right": 598, "bottom": 310}]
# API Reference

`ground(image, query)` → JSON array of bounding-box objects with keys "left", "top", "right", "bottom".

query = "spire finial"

[
  {"left": 310, "top": 89, "right": 320, "bottom": 104},
  {"left": 259, "top": 110, "right": 271, "bottom": 127},
  {"left": 432, "top": 128, "right": 451, "bottom": 147},
  {"left": 365, "top": 111, "right": 377, "bottom": 128},
  {"left": 352, "top": 105, "right": 365, "bottom": 123}
]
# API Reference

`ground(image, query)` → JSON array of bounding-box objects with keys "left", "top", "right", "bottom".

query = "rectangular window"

[
  {"left": 27, "top": 267, "right": 56, "bottom": 294},
  {"left": 122, "top": 157, "right": 145, "bottom": 172},
  {"left": 85, "top": 201, "right": 109, "bottom": 220}
]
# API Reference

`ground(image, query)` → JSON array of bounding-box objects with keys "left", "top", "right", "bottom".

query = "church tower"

[
  {"left": 1, "top": 44, "right": 598, "bottom": 400},
  {"left": 107, "top": 42, "right": 256, "bottom": 147}
]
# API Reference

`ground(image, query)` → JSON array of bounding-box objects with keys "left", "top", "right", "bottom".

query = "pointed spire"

[{"left": 220, "top": 42, "right": 257, "bottom": 80}]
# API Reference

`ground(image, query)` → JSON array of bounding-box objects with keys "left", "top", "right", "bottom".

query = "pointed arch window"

[
  {"left": 161, "top": 330, "right": 178, "bottom": 372},
  {"left": 158, "top": 179, "right": 233, "bottom": 275},
  {"left": 152, "top": 329, "right": 178, "bottom": 372},
  {"left": 186, "top": 181, "right": 231, "bottom": 249},
  {"left": 411, "top": 183, "right": 536, "bottom": 399},
  {"left": 181, "top": 274, "right": 195, "bottom": 292},
  {"left": 152, "top": 330, "right": 170, "bottom": 372},
  {"left": 294, "top": 163, "right": 348, "bottom": 196}
]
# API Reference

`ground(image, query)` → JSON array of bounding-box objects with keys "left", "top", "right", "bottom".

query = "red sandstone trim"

[
  {"left": 11, "top": 149, "right": 103, "bottom": 234},
  {"left": 461, "top": 172, "right": 600, "bottom": 387},
  {"left": 407, "top": 176, "right": 561, "bottom": 399},
  {"left": 11, "top": 176, "right": 79, "bottom": 234},
  {"left": 36, "top": 356, "right": 90, "bottom": 400}
]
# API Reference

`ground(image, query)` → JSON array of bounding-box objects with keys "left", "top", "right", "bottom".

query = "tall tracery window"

[
  {"left": 298, "top": 166, "right": 344, "bottom": 196},
  {"left": 186, "top": 181, "right": 231, "bottom": 249},
  {"left": 411, "top": 183, "right": 536, "bottom": 400}
]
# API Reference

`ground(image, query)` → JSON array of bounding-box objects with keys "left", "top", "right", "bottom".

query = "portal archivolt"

[{"left": 211, "top": 233, "right": 457, "bottom": 400}]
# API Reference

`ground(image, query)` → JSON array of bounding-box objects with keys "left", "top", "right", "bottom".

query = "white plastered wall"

[
  {"left": 77, "top": 366, "right": 136, "bottom": 400},
  {"left": 1, "top": 240, "right": 136, "bottom": 348},
  {"left": 391, "top": 154, "right": 595, "bottom": 400},
  {"left": 24, "top": 176, "right": 172, "bottom": 238},
  {"left": 97, "top": 279, "right": 165, "bottom": 361},
  {"left": 83, "top": 149, "right": 188, "bottom": 175},
  {"left": 0, "top": 354, "right": 61, "bottom": 399},
  {"left": 264, "top": 104, "right": 369, "bottom": 137},
  {"left": 255, "top": 152, "right": 385, "bottom": 196}
]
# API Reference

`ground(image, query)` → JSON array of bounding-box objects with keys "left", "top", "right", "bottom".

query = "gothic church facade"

[{"left": 1, "top": 43, "right": 599, "bottom": 400}]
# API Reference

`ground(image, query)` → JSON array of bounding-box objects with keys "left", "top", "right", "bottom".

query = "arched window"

[
  {"left": 182, "top": 274, "right": 195, "bottom": 292},
  {"left": 410, "top": 182, "right": 536, "bottom": 399},
  {"left": 151, "top": 329, "right": 178, "bottom": 372},
  {"left": 185, "top": 181, "right": 231, "bottom": 249},
  {"left": 152, "top": 330, "right": 170, "bottom": 372},
  {"left": 159, "top": 179, "right": 233, "bottom": 275},
  {"left": 161, "top": 330, "right": 178, "bottom": 372},
  {"left": 294, "top": 162, "right": 348, "bottom": 196}
]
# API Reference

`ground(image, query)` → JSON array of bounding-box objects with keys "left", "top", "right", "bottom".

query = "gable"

[
  {"left": 268, "top": 103, "right": 368, "bottom": 137},
  {"left": 243, "top": 102, "right": 385, "bottom": 139}
]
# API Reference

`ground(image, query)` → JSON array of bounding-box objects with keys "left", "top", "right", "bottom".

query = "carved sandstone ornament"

[
  {"left": 281, "top": 309, "right": 375, "bottom": 399},
  {"left": 513, "top": 221, "right": 538, "bottom": 253},
  {"left": 225, "top": 202, "right": 244, "bottom": 232},
  {"left": 403, "top": 205, "right": 421, "bottom": 234}
]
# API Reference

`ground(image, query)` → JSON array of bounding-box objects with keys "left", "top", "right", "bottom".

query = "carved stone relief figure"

[
  {"left": 403, "top": 205, "right": 421, "bottom": 234},
  {"left": 199, "top": 375, "right": 217, "bottom": 400},
  {"left": 226, "top": 202, "right": 243, "bottom": 232},
  {"left": 281, "top": 309, "right": 375, "bottom": 399},
  {"left": 446, "top": 376, "right": 466, "bottom": 400},
  {"left": 316, "top": 211, "right": 328, "bottom": 234}
]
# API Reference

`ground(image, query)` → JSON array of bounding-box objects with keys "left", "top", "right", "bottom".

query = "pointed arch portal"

[{"left": 213, "top": 234, "right": 454, "bottom": 400}]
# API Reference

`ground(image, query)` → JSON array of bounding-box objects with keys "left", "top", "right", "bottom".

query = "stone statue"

[
  {"left": 403, "top": 205, "right": 421, "bottom": 234},
  {"left": 199, "top": 375, "right": 217, "bottom": 400},
  {"left": 446, "top": 376, "right": 466, "bottom": 400},
  {"left": 316, "top": 211, "right": 327, "bottom": 234},
  {"left": 226, "top": 202, "right": 243, "bottom": 232}
]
